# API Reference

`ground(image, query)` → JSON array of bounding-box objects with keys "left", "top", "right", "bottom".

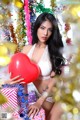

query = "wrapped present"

[
  {"left": 28, "top": 91, "right": 46, "bottom": 120},
  {"left": 0, "top": 87, "right": 24, "bottom": 120},
  {"left": 30, "top": 108, "right": 46, "bottom": 120},
  {"left": 1, "top": 87, "right": 19, "bottom": 111},
  {"left": 17, "top": 85, "right": 29, "bottom": 119},
  {"left": 1, "top": 86, "right": 46, "bottom": 120},
  {"left": 18, "top": 88, "right": 44, "bottom": 120},
  {"left": 12, "top": 111, "right": 24, "bottom": 120},
  {"left": 28, "top": 91, "right": 37, "bottom": 104}
]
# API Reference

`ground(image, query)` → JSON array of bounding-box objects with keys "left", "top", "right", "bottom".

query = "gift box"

[
  {"left": 28, "top": 91, "right": 37, "bottom": 104},
  {"left": 28, "top": 91, "right": 46, "bottom": 120},
  {"left": 30, "top": 108, "right": 46, "bottom": 120},
  {"left": 1, "top": 87, "right": 46, "bottom": 120},
  {"left": 0, "top": 87, "right": 23, "bottom": 120},
  {"left": 1, "top": 87, "right": 19, "bottom": 111}
]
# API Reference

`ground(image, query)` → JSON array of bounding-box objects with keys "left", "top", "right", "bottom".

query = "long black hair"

[{"left": 32, "top": 12, "right": 65, "bottom": 75}]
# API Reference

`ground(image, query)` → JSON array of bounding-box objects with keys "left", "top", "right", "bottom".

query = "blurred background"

[{"left": 0, "top": 0, "right": 80, "bottom": 120}]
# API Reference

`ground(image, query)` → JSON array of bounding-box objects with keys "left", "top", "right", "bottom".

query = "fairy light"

[
  {"left": 73, "top": 108, "right": 79, "bottom": 114},
  {"left": 67, "top": 29, "right": 73, "bottom": 39},
  {"left": 37, "top": 0, "right": 41, "bottom": 2},
  {"left": 77, "top": 11, "right": 80, "bottom": 17},
  {"left": 73, "top": 90, "right": 80, "bottom": 102},
  {"left": 43, "top": 0, "right": 51, "bottom": 8}
]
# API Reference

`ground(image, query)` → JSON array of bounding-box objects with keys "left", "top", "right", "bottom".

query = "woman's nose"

[{"left": 44, "top": 30, "right": 48, "bottom": 36}]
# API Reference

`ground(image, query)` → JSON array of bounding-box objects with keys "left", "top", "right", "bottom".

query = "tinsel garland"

[
  {"left": 24, "top": 0, "right": 32, "bottom": 44},
  {"left": 28, "top": 0, "right": 36, "bottom": 34},
  {"left": 33, "top": 2, "right": 53, "bottom": 14},
  {"left": 15, "top": 8, "right": 27, "bottom": 51},
  {"left": 9, "top": 24, "right": 18, "bottom": 49}
]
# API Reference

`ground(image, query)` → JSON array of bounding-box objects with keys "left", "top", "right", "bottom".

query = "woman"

[
  {"left": 2, "top": 12, "right": 64, "bottom": 120},
  {"left": 21, "top": 12, "right": 64, "bottom": 120}
]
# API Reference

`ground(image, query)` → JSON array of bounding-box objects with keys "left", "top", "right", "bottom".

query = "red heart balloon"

[{"left": 8, "top": 52, "right": 40, "bottom": 83}]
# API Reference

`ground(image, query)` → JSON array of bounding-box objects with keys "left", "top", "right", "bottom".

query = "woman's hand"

[
  {"left": 5, "top": 75, "right": 25, "bottom": 85},
  {"left": 28, "top": 98, "right": 43, "bottom": 118}
]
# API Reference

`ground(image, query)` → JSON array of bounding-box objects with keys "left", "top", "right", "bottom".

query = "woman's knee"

[{"left": 42, "top": 101, "right": 54, "bottom": 112}]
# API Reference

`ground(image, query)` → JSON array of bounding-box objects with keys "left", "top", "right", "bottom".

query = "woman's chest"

[
  {"left": 31, "top": 47, "right": 45, "bottom": 64},
  {"left": 27, "top": 44, "right": 52, "bottom": 76}
]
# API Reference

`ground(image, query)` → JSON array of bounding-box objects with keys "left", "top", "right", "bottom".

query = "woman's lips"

[{"left": 41, "top": 37, "right": 47, "bottom": 40}]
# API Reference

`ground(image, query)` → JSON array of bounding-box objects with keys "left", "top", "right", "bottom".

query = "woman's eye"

[
  {"left": 40, "top": 26, "right": 44, "bottom": 29},
  {"left": 39, "top": 26, "right": 52, "bottom": 32},
  {"left": 48, "top": 29, "right": 52, "bottom": 32}
]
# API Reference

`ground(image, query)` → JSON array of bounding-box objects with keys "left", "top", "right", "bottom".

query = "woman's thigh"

[
  {"left": 42, "top": 101, "right": 64, "bottom": 119},
  {"left": 48, "top": 102, "right": 64, "bottom": 120}
]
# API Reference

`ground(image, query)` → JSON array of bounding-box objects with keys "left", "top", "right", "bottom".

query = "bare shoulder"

[{"left": 21, "top": 45, "right": 32, "bottom": 54}]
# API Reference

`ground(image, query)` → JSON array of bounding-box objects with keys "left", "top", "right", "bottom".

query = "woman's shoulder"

[{"left": 22, "top": 44, "right": 32, "bottom": 54}]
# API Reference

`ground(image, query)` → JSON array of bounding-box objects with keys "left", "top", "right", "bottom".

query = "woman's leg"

[
  {"left": 47, "top": 102, "right": 64, "bottom": 120},
  {"left": 42, "top": 101, "right": 64, "bottom": 120}
]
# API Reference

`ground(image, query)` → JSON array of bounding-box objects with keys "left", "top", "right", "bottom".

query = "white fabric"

[{"left": 27, "top": 44, "right": 52, "bottom": 80}]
